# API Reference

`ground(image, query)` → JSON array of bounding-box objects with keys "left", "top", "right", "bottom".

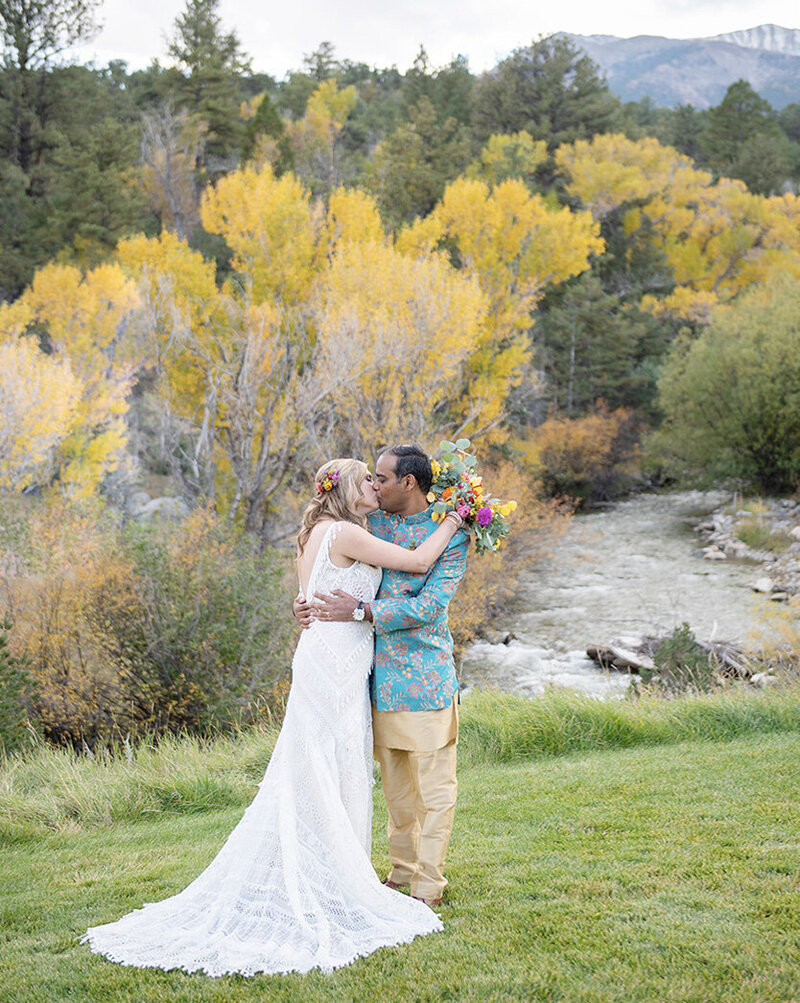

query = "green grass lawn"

[{"left": 2, "top": 726, "right": 799, "bottom": 1002}]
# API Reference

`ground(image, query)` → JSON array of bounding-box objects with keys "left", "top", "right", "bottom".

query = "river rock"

[
  {"left": 586, "top": 644, "right": 655, "bottom": 673},
  {"left": 790, "top": 527, "right": 800, "bottom": 541},
  {"left": 703, "top": 546, "right": 727, "bottom": 560},
  {"left": 483, "top": 630, "right": 518, "bottom": 645},
  {"left": 750, "top": 671, "right": 779, "bottom": 688},
  {"left": 127, "top": 491, "right": 152, "bottom": 515},
  {"left": 616, "top": 635, "right": 644, "bottom": 650},
  {"left": 769, "top": 592, "right": 789, "bottom": 602},
  {"left": 753, "top": 577, "right": 774, "bottom": 593},
  {"left": 726, "top": 540, "right": 748, "bottom": 554}
]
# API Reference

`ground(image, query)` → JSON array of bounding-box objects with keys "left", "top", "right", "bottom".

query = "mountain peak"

[
  {"left": 564, "top": 24, "right": 800, "bottom": 108},
  {"left": 705, "top": 24, "right": 800, "bottom": 56}
]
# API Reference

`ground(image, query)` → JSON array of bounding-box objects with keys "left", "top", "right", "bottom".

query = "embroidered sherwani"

[
  {"left": 368, "top": 508, "right": 468, "bottom": 712},
  {"left": 366, "top": 507, "right": 468, "bottom": 900}
]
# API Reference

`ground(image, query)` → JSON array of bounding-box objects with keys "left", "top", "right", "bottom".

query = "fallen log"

[{"left": 586, "top": 645, "right": 655, "bottom": 673}]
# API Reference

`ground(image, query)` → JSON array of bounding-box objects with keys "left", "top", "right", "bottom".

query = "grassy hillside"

[{"left": 1, "top": 689, "right": 799, "bottom": 1001}]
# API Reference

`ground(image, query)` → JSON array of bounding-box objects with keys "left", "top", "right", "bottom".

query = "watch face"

[{"left": 352, "top": 608, "right": 365, "bottom": 621}]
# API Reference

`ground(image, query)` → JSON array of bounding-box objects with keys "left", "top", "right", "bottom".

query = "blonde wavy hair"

[{"left": 296, "top": 458, "right": 370, "bottom": 556}]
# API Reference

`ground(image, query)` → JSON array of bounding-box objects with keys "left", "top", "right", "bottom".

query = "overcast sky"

[{"left": 70, "top": 0, "right": 799, "bottom": 77}]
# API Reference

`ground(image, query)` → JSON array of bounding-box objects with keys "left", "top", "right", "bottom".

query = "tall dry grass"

[{"left": 4, "top": 683, "right": 800, "bottom": 841}]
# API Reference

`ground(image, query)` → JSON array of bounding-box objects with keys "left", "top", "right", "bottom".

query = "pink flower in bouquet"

[
  {"left": 457, "top": 503, "right": 470, "bottom": 518},
  {"left": 477, "top": 506, "right": 493, "bottom": 527}
]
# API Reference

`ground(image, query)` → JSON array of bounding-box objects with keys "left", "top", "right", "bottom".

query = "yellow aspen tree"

[
  {"left": 200, "top": 164, "right": 324, "bottom": 304},
  {"left": 198, "top": 292, "right": 308, "bottom": 534},
  {"left": 311, "top": 239, "right": 487, "bottom": 455},
  {"left": 557, "top": 133, "right": 800, "bottom": 321},
  {"left": 0, "top": 338, "right": 80, "bottom": 491},
  {"left": 117, "top": 230, "right": 220, "bottom": 407},
  {"left": 468, "top": 131, "right": 548, "bottom": 185},
  {"left": 119, "top": 226, "right": 310, "bottom": 532},
  {"left": 239, "top": 94, "right": 264, "bottom": 121},
  {"left": 555, "top": 133, "right": 705, "bottom": 221},
  {"left": 140, "top": 105, "right": 208, "bottom": 239},
  {"left": 119, "top": 230, "right": 234, "bottom": 505},
  {"left": 287, "top": 79, "right": 357, "bottom": 195},
  {"left": 647, "top": 184, "right": 800, "bottom": 321},
  {"left": 397, "top": 177, "right": 603, "bottom": 436},
  {"left": 1, "top": 263, "right": 142, "bottom": 497},
  {"left": 326, "top": 187, "right": 385, "bottom": 248}
]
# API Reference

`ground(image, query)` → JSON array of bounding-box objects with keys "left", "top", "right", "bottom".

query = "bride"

[{"left": 83, "top": 458, "right": 463, "bottom": 976}]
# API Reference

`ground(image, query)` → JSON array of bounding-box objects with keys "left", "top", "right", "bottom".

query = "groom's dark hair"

[{"left": 381, "top": 443, "right": 433, "bottom": 494}]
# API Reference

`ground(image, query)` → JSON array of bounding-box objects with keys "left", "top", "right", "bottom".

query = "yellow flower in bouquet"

[{"left": 428, "top": 439, "right": 516, "bottom": 554}]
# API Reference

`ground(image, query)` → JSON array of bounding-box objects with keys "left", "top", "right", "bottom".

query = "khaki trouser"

[{"left": 373, "top": 739, "right": 458, "bottom": 901}]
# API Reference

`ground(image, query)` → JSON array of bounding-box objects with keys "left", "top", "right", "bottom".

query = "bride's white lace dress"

[{"left": 82, "top": 522, "right": 442, "bottom": 976}]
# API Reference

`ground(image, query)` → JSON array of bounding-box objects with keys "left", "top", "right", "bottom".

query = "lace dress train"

[{"left": 82, "top": 523, "right": 442, "bottom": 976}]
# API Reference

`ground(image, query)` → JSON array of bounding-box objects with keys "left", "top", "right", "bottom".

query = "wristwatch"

[{"left": 352, "top": 601, "right": 366, "bottom": 622}]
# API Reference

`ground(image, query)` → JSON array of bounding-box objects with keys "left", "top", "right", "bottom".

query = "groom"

[{"left": 296, "top": 443, "right": 468, "bottom": 907}]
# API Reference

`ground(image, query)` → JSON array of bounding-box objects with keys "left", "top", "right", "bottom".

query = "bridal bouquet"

[{"left": 427, "top": 439, "right": 516, "bottom": 555}]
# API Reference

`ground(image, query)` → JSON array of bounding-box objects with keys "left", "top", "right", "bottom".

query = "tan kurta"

[{"left": 371, "top": 698, "right": 458, "bottom": 752}]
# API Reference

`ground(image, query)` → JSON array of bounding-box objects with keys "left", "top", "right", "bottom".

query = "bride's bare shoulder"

[
  {"left": 297, "top": 520, "right": 341, "bottom": 591},
  {"left": 299, "top": 519, "right": 336, "bottom": 557},
  {"left": 309, "top": 518, "right": 339, "bottom": 538},
  {"left": 301, "top": 520, "right": 339, "bottom": 556},
  {"left": 333, "top": 521, "right": 367, "bottom": 539}
]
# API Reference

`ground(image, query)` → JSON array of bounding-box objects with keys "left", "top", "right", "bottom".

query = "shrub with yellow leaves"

[
  {"left": 521, "top": 406, "right": 641, "bottom": 505},
  {"left": 747, "top": 596, "right": 800, "bottom": 681},
  {"left": 0, "top": 499, "right": 295, "bottom": 748}
]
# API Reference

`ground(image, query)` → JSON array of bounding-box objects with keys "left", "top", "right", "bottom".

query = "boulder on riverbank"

[{"left": 691, "top": 495, "right": 800, "bottom": 598}]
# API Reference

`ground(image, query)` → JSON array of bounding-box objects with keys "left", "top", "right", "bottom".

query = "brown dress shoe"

[
  {"left": 412, "top": 894, "right": 443, "bottom": 907},
  {"left": 383, "top": 878, "right": 409, "bottom": 891}
]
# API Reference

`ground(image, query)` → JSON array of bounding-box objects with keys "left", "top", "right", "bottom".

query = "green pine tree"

[
  {"left": 537, "top": 273, "right": 668, "bottom": 418},
  {"left": 48, "top": 117, "right": 151, "bottom": 261},
  {"left": 472, "top": 35, "right": 621, "bottom": 151},
  {"left": 367, "top": 95, "right": 471, "bottom": 229},
  {"left": 168, "top": 0, "right": 251, "bottom": 163},
  {"left": 702, "top": 80, "right": 795, "bottom": 194},
  {"left": 241, "top": 92, "right": 293, "bottom": 173}
]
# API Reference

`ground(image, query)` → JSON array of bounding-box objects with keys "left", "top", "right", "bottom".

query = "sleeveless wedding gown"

[{"left": 82, "top": 522, "right": 443, "bottom": 976}]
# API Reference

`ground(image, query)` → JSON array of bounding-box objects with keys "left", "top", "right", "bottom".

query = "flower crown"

[{"left": 316, "top": 469, "right": 340, "bottom": 495}]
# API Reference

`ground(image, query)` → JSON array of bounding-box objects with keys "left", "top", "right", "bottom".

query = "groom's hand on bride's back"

[
  {"left": 313, "top": 590, "right": 363, "bottom": 622},
  {"left": 292, "top": 591, "right": 362, "bottom": 626}
]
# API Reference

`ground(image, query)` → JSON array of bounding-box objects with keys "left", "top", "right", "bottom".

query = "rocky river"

[{"left": 461, "top": 490, "right": 795, "bottom": 698}]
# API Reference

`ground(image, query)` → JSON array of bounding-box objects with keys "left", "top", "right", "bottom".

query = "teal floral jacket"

[{"left": 367, "top": 508, "right": 468, "bottom": 712}]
